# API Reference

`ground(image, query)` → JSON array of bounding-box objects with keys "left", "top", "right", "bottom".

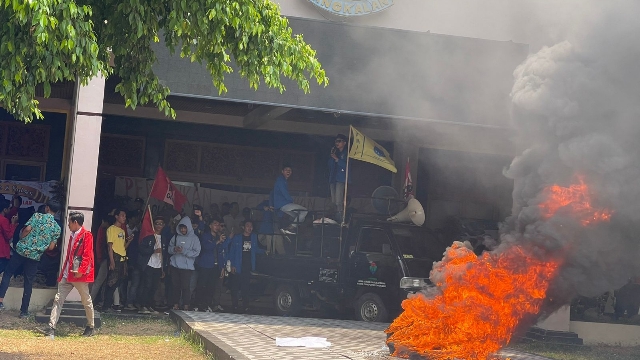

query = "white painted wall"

[{"left": 571, "top": 321, "right": 640, "bottom": 346}]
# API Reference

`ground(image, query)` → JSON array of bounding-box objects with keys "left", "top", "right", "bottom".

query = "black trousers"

[
  {"left": 0, "top": 252, "right": 39, "bottom": 313},
  {"left": 195, "top": 266, "right": 219, "bottom": 309},
  {"left": 170, "top": 266, "right": 194, "bottom": 308},
  {"left": 103, "top": 260, "right": 126, "bottom": 310},
  {"left": 229, "top": 270, "right": 251, "bottom": 310},
  {"left": 140, "top": 266, "right": 162, "bottom": 308}
]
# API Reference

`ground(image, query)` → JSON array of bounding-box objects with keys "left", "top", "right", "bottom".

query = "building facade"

[{"left": 2, "top": 0, "right": 528, "bottom": 240}]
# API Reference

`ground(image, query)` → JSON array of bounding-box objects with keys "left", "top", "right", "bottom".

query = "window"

[{"left": 357, "top": 227, "right": 391, "bottom": 254}]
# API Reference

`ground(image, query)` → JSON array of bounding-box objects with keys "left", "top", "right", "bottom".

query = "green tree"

[{"left": 0, "top": 0, "right": 328, "bottom": 123}]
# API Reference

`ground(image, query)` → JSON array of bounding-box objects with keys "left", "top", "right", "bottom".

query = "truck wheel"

[
  {"left": 355, "top": 293, "right": 388, "bottom": 322},
  {"left": 274, "top": 284, "right": 301, "bottom": 317}
]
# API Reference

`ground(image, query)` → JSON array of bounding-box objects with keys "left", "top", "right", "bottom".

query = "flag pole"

[
  {"left": 142, "top": 166, "right": 160, "bottom": 221},
  {"left": 341, "top": 126, "right": 352, "bottom": 226}
]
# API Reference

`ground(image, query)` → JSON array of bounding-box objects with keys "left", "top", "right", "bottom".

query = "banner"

[
  {"left": 115, "top": 176, "right": 375, "bottom": 215},
  {"left": 0, "top": 180, "right": 56, "bottom": 211},
  {"left": 348, "top": 126, "right": 397, "bottom": 173}
]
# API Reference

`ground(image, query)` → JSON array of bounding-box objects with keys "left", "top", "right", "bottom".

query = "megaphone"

[{"left": 387, "top": 199, "right": 425, "bottom": 226}]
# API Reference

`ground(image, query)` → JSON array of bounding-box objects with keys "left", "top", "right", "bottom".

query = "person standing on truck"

[
  {"left": 328, "top": 133, "right": 349, "bottom": 221},
  {"left": 273, "top": 165, "right": 308, "bottom": 234},
  {"left": 224, "top": 220, "right": 265, "bottom": 313}
]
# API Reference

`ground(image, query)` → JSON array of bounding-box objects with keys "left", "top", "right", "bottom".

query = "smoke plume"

[{"left": 503, "top": 0, "right": 640, "bottom": 304}]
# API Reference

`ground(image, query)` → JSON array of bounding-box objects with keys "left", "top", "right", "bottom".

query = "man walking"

[
  {"left": 0, "top": 201, "right": 61, "bottom": 316},
  {"left": 42, "top": 212, "right": 95, "bottom": 337}
]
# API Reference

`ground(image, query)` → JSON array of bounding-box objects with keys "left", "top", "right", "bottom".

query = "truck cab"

[{"left": 253, "top": 213, "right": 451, "bottom": 322}]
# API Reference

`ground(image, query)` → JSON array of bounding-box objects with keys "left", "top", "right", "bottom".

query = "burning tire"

[
  {"left": 274, "top": 284, "right": 301, "bottom": 317},
  {"left": 355, "top": 293, "right": 388, "bottom": 322}
]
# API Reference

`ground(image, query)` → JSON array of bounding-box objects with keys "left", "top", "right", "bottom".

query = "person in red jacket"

[
  {"left": 0, "top": 199, "right": 18, "bottom": 275},
  {"left": 42, "top": 211, "right": 95, "bottom": 338}
]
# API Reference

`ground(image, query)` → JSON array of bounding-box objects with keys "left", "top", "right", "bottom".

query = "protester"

[
  {"left": 195, "top": 218, "right": 226, "bottom": 312},
  {"left": 242, "top": 207, "right": 252, "bottom": 223},
  {"left": 209, "top": 203, "right": 221, "bottom": 221},
  {"left": 191, "top": 205, "right": 206, "bottom": 236},
  {"left": 0, "top": 201, "right": 61, "bottom": 316},
  {"left": 137, "top": 216, "right": 166, "bottom": 314},
  {"left": 90, "top": 211, "right": 115, "bottom": 306},
  {"left": 101, "top": 209, "right": 134, "bottom": 313},
  {"left": 42, "top": 212, "right": 95, "bottom": 337},
  {"left": 224, "top": 220, "right": 265, "bottom": 313},
  {"left": 328, "top": 133, "right": 349, "bottom": 220},
  {"left": 220, "top": 202, "right": 231, "bottom": 219},
  {"left": 168, "top": 217, "right": 201, "bottom": 311},
  {"left": 0, "top": 199, "right": 18, "bottom": 275},
  {"left": 132, "top": 198, "right": 145, "bottom": 212},
  {"left": 223, "top": 202, "right": 244, "bottom": 236},
  {"left": 256, "top": 198, "right": 286, "bottom": 255},
  {"left": 272, "top": 165, "right": 308, "bottom": 234},
  {"left": 123, "top": 211, "right": 141, "bottom": 311},
  {"left": 4, "top": 194, "right": 21, "bottom": 220}
]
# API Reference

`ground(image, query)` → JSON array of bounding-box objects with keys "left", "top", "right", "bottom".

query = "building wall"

[
  {"left": 0, "top": 109, "right": 67, "bottom": 181},
  {"left": 98, "top": 116, "right": 393, "bottom": 198}
]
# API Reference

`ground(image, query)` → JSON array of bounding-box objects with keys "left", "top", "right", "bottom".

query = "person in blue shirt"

[
  {"left": 223, "top": 220, "right": 265, "bottom": 313},
  {"left": 328, "top": 133, "right": 350, "bottom": 221},
  {"left": 272, "top": 165, "right": 308, "bottom": 234},
  {"left": 194, "top": 218, "right": 227, "bottom": 312}
]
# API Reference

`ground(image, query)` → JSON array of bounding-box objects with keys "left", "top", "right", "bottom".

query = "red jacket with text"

[
  {"left": 58, "top": 227, "right": 95, "bottom": 283},
  {"left": 0, "top": 216, "right": 17, "bottom": 259}
]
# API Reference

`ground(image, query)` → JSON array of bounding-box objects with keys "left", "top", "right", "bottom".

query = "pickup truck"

[{"left": 252, "top": 213, "right": 451, "bottom": 322}]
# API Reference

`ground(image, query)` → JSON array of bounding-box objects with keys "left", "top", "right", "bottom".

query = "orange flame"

[
  {"left": 386, "top": 178, "right": 612, "bottom": 360},
  {"left": 539, "top": 176, "right": 612, "bottom": 225},
  {"left": 386, "top": 244, "right": 560, "bottom": 360}
]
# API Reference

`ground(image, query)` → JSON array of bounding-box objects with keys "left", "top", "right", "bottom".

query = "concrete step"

[
  {"left": 36, "top": 301, "right": 102, "bottom": 328},
  {"left": 523, "top": 327, "right": 584, "bottom": 346}
]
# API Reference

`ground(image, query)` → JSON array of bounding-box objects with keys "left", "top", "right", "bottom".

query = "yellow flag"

[{"left": 348, "top": 126, "right": 397, "bottom": 173}]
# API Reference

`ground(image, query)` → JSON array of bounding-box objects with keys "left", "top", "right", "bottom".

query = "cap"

[
  {"left": 134, "top": 197, "right": 144, "bottom": 203},
  {"left": 335, "top": 134, "right": 347, "bottom": 142}
]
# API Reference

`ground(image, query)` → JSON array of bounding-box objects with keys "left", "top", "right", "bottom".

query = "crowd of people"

[{"left": 0, "top": 133, "right": 352, "bottom": 335}]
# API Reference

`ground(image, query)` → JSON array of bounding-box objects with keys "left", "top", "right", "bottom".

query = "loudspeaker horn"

[{"left": 387, "top": 199, "right": 425, "bottom": 226}]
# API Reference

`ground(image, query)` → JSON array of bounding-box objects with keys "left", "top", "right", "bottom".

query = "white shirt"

[
  {"left": 147, "top": 234, "right": 162, "bottom": 269},
  {"left": 62, "top": 229, "right": 81, "bottom": 279}
]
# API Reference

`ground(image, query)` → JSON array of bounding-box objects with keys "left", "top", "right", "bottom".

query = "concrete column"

[{"left": 61, "top": 76, "right": 105, "bottom": 300}]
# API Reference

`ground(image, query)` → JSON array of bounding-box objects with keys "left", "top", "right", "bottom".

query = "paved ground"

[{"left": 172, "top": 311, "right": 552, "bottom": 360}]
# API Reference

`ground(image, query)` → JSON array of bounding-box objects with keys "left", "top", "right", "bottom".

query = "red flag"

[
  {"left": 149, "top": 167, "right": 187, "bottom": 212},
  {"left": 403, "top": 158, "right": 414, "bottom": 200},
  {"left": 139, "top": 208, "right": 154, "bottom": 243}
]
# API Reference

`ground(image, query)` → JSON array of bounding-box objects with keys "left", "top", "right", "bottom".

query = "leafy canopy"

[{"left": 0, "top": 0, "right": 328, "bottom": 122}]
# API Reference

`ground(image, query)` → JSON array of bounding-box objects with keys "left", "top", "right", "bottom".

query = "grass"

[
  {"left": 0, "top": 310, "right": 212, "bottom": 360},
  {"left": 512, "top": 342, "right": 640, "bottom": 360}
]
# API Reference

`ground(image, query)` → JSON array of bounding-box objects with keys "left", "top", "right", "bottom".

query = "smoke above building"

[{"left": 386, "top": 2, "right": 640, "bottom": 358}]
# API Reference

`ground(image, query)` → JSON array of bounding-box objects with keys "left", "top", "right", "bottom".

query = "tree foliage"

[{"left": 0, "top": 0, "right": 328, "bottom": 122}]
